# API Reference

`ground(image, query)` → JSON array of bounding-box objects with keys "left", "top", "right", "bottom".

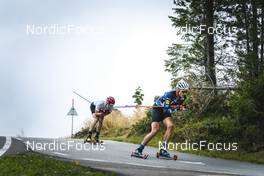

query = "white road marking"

[
  {"left": 81, "top": 157, "right": 239, "bottom": 175},
  {"left": 178, "top": 160, "right": 206, "bottom": 165},
  {"left": 81, "top": 157, "right": 205, "bottom": 168},
  {"left": 0, "top": 136, "right": 12, "bottom": 156},
  {"left": 198, "top": 174, "right": 231, "bottom": 176},
  {"left": 52, "top": 152, "right": 69, "bottom": 156},
  {"left": 81, "top": 158, "right": 109, "bottom": 162},
  {"left": 81, "top": 157, "right": 168, "bottom": 168},
  {"left": 122, "top": 162, "right": 169, "bottom": 168},
  {"left": 14, "top": 137, "right": 22, "bottom": 140}
]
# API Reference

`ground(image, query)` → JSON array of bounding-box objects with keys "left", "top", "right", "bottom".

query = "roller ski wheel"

[
  {"left": 93, "top": 140, "right": 104, "bottom": 144},
  {"left": 84, "top": 138, "right": 92, "bottom": 143},
  {"left": 156, "top": 151, "right": 177, "bottom": 160},
  {"left": 131, "top": 151, "right": 148, "bottom": 159}
]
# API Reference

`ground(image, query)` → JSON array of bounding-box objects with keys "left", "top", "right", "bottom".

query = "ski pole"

[
  {"left": 73, "top": 91, "right": 92, "bottom": 104},
  {"left": 73, "top": 92, "right": 183, "bottom": 109},
  {"left": 114, "top": 105, "right": 180, "bottom": 109}
]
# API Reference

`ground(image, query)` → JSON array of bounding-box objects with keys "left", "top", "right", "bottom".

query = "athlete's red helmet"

[{"left": 106, "top": 96, "right": 115, "bottom": 105}]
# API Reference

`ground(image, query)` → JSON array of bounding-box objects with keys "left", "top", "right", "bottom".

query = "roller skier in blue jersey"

[{"left": 132, "top": 79, "right": 189, "bottom": 158}]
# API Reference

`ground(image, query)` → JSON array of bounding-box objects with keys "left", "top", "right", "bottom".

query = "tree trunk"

[
  {"left": 242, "top": 2, "right": 250, "bottom": 53},
  {"left": 252, "top": 0, "right": 259, "bottom": 77},
  {"left": 261, "top": 4, "right": 264, "bottom": 70},
  {"left": 205, "top": 0, "right": 216, "bottom": 87}
]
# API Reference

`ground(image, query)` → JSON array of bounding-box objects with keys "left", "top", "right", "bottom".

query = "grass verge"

[{"left": 0, "top": 152, "right": 115, "bottom": 176}]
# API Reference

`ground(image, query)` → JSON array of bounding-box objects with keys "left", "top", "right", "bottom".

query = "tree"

[
  {"left": 166, "top": 0, "right": 238, "bottom": 86},
  {"left": 167, "top": 0, "right": 264, "bottom": 152},
  {"left": 132, "top": 86, "right": 144, "bottom": 106}
]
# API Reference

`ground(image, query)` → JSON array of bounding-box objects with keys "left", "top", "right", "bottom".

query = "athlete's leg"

[
  {"left": 96, "top": 116, "right": 104, "bottom": 132},
  {"left": 90, "top": 114, "right": 100, "bottom": 131},
  {"left": 161, "top": 117, "right": 174, "bottom": 150},
  {"left": 141, "top": 122, "right": 160, "bottom": 145},
  {"left": 95, "top": 116, "right": 104, "bottom": 141},
  {"left": 134, "top": 107, "right": 162, "bottom": 154},
  {"left": 157, "top": 116, "right": 174, "bottom": 157},
  {"left": 163, "top": 117, "right": 174, "bottom": 142},
  {"left": 86, "top": 114, "right": 99, "bottom": 140},
  {"left": 135, "top": 122, "right": 160, "bottom": 154}
]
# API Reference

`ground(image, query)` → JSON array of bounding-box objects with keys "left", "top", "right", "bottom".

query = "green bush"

[
  {"left": 129, "top": 109, "right": 152, "bottom": 136},
  {"left": 229, "top": 71, "right": 264, "bottom": 151},
  {"left": 171, "top": 116, "right": 240, "bottom": 144}
]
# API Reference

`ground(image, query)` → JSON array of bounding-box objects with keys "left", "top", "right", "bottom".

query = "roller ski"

[
  {"left": 84, "top": 138, "right": 104, "bottom": 144},
  {"left": 84, "top": 137, "right": 93, "bottom": 143},
  {"left": 131, "top": 149, "right": 148, "bottom": 159},
  {"left": 84, "top": 132, "right": 104, "bottom": 144},
  {"left": 93, "top": 135, "right": 104, "bottom": 144},
  {"left": 84, "top": 136, "right": 104, "bottom": 144},
  {"left": 93, "top": 140, "right": 104, "bottom": 144},
  {"left": 156, "top": 149, "right": 177, "bottom": 160}
]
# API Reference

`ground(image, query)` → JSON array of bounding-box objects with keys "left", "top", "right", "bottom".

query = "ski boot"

[
  {"left": 157, "top": 149, "right": 177, "bottom": 160},
  {"left": 84, "top": 132, "right": 92, "bottom": 143},
  {"left": 131, "top": 148, "right": 148, "bottom": 159},
  {"left": 94, "top": 135, "right": 103, "bottom": 144}
]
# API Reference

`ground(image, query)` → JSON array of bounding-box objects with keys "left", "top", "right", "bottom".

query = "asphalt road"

[{"left": 1, "top": 136, "right": 264, "bottom": 176}]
